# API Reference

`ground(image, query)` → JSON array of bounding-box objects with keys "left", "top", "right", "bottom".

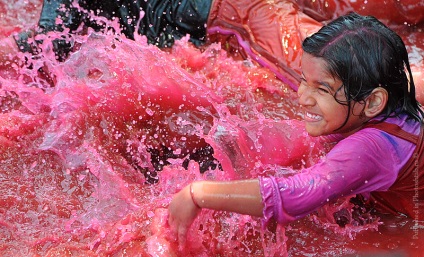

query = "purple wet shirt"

[{"left": 259, "top": 114, "right": 420, "bottom": 225}]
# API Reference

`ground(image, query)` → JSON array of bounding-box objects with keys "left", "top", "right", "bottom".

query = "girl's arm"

[
  {"left": 168, "top": 179, "right": 263, "bottom": 244},
  {"left": 192, "top": 180, "right": 263, "bottom": 216}
]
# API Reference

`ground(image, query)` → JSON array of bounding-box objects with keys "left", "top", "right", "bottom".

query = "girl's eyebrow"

[
  {"left": 318, "top": 81, "right": 338, "bottom": 94},
  {"left": 318, "top": 81, "right": 333, "bottom": 90},
  {"left": 302, "top": 72, "right": 335, "bottom": 92}
]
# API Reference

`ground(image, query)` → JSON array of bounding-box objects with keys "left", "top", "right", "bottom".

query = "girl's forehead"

[{"left": 301, "top": 54, "right": 333, "bottom": 79}]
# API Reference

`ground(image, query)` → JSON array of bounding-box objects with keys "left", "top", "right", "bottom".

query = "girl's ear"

[{"left": 364, "top": 87, "right": 388, "bottom": 118}]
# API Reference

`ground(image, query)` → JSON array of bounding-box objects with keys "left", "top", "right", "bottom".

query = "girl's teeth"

[{"left": 306, "top": 112, "right": 320, "bottom": 120}]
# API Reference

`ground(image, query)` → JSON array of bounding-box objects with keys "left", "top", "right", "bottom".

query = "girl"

[{"left": 168, "top": 12, "right": 424, "bottom": 244}]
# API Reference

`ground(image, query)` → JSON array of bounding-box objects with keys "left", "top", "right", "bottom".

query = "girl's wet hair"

[{"left": 302, "top": 12, "right": 423, "bottom": 125}]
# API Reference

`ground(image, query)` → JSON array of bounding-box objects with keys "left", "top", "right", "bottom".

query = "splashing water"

[
  {"left": 0, "top": 1, "right": 422, "bottom": 256},
  {"left": 0, "top": 30, "right": 294, "bottom": 256}
]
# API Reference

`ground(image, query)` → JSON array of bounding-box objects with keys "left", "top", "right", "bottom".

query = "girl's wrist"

[{"left": 190, "top": 182, "right": 202, "bottom": 209}]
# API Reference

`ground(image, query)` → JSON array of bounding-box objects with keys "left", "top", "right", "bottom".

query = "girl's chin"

[{"left": 305, "top": 125, "right": 323, "bottom": 137}]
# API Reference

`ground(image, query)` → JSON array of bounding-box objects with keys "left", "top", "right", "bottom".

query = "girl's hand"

[{"left": 168, "top": 183, "right": 201, "bottom": 247}]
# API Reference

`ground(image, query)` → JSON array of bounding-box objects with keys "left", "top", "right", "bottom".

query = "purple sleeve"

[{"left": 259, "top": 127, "right": 416, "bottom": 225}]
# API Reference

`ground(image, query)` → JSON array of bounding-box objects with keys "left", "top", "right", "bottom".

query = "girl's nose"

[{"left": 297, "top": 84, "right": 315, "bottom": 106}]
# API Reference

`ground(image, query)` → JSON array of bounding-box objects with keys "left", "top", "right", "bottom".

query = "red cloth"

[
  {"left": 367, "top": 122, "right": 424, "bottom": 220},
  {"left": 294, "top": 0, "right": 424, "bottom": 25},
  {"left": 207, "top": 0, "right": 321, "bottom": 91}
]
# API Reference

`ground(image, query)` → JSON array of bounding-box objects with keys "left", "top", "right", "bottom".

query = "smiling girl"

[{"left": 168, "top": 12, "right": 424, "bottom": 243}]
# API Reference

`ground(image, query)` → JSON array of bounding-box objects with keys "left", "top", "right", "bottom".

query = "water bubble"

[{"left": 146, "top": 108, "right": 154, "bottom": 116}]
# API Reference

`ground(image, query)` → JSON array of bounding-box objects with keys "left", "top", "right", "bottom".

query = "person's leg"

[
  {"left": 125, "top": 0, "right": 213, "bottom": 47},
  {"left": 12, "top": 0, "right": 86, "bottom": 61}
]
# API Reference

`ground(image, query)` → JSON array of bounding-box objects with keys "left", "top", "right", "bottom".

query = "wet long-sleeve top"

[{"left": 259, "top": 114, "right": 421, "bottom": 224}]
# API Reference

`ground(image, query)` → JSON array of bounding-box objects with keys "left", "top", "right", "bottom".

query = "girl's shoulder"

[
  {"left": 318, "top": 114, "right": 421, "bottom": 149},
  {"left": 365, "top": 114, "right": 421, "bottom": 137},
  {"left": 332, "top": 114, "right": 419, "bottom": 160}
]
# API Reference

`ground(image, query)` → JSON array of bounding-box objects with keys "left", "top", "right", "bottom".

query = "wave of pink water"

[{"left": 0, "top": 1, "right": 422, "bottom": 256}]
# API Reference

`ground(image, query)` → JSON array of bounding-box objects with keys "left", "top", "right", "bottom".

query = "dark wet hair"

[{"left": 302, "top": 12, "right": 423, "bottom": 126}]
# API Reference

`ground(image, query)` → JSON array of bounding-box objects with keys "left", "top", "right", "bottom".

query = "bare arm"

[
  {"left": 168, "top": 179, "right": 263, "bottom": 245},
  {"left": 191, "top": 180, "right": 263, "bottom": 216}
]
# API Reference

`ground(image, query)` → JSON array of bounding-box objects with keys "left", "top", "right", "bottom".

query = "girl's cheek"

[{"left": 297, "top": 83, "right": 306, "bottom": 97}]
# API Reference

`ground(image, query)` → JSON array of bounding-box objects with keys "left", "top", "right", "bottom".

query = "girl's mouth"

[{"left": 304, "top": 111, "right": 322, "bottom": 122}]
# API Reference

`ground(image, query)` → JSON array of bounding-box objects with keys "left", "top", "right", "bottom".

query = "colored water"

[{"left": 0, "top": 1, "right": 422, "bottom": 256}]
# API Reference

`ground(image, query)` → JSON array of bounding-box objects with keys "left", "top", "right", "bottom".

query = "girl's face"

[{"left": 298, "top": 53, "right": 366, "bottom": 137}]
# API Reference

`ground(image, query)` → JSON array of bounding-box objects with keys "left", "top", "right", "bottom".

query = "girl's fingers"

[
  {"left": 178, "top": 226, "right": 188, "bottom": 250},
  {"left": 167, "top": 212, "right": 174, "bottom": 227},
  {"left": 168, "top": 214, "right": 180, "bottom": 237}
]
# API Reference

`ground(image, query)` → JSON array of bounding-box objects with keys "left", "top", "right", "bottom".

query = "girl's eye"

[{"left": 318, "top": 87, "right": 330, "bottom": 94}]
